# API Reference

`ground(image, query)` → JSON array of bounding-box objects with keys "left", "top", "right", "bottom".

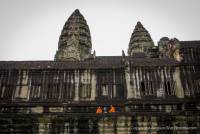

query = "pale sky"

[{"left": 0, "top": 0, "right": 200, "bottom": 60}]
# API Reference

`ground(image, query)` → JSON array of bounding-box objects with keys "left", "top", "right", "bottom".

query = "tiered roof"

[
  {"left": 55, "top": 9, "right": 92, "bottom": 61},
  {"left": 60, "top": 9, "right": 91, "bottom": 46},
  {"left": 128, "top": 21, "right": 154, "bottom": 55}
]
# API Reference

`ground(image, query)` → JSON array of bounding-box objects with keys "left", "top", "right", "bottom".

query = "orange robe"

[
  {"left": 96, "top": 106, "right": 103, "bottom": 114},
  {"left": 109, "top": 105, "right": 116, "bottom": 113}
]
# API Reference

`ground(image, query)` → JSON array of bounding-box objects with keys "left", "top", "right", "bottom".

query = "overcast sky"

[{"left": 0, "top": 0, "right": 199, "bottom": 60}]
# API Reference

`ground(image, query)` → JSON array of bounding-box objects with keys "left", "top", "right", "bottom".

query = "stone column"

[
  {"left": 63, "top": 122, "right": 70, "bottom": 134},
  {"left": 125, "top": 66, "right": 134, "bottom": 99},
  {"left": 173, "top": 67, "right": 184, "bottom": 98},
  {"left": 88, "top": 119, "right": 94, "bottom": 133},
  {"left": 132, "top": 68, "right": 138, "bottom": 98},
  {"left": 37, "top": 117, "right": 51, "bottom": 134},
  {"left": 73, "top": 119, "right": 78, "bottom": 133},
  {"left": 137, "top": 116, "right": 148, "bottom": 134},
  {"left": 116, "top": 116, "right": 132, "bottom": 134},
  {"left": 74, "top": 70, "right": 79, "bottom": 101},
  {"left": 157, "top": 68, "right": 165, "bottom": 97},
  {"left": 91, "top": 70, "right": 96, "bottom": 100},
  {"left": 136, "top": 68, "right": 141, "bottom": 98},
  {"left": 137, "top": 116, "right": 143, "bottom": 134},
  {"left": 98, "top": 117, "right": 115, "bottom": 134},
  {"left": 150, "top": 116, "right": 157, "bottom": 134},
  {"left": 113, "top": 69, "right": 116, "bottom": 98},
  {"left": 173, "top": 116, "right": 188, "bottom": 134}
]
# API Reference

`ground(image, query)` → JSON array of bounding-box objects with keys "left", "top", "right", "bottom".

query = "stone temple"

[{"left": 0, "top": 9, "right": 200, "bottom": 134}]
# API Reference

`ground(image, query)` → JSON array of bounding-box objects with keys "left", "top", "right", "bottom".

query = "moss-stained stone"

[
  {"left": 0, "top": 9, "right": 199, "bottom": 134},
  {"left": 37, "top": 116, "right": 52, "bottom": 134},
  {"left": 165, "top": 105, "right": 172, "bottom": 113},
  {"left": 128, "top": 21, "right": 154, "bottom": 55},
  {"left": 55, "top": 9, "right": 92, "bottom": 61},
  {"left": 98, "top": 117, "right": 115, "bottom": 134},
  {"left": 38, "top": 117, "right": 51, "bottom": 124},
  {"left": 31, "top": 106, "right": 43, "bottom": 113},
  {"left": 49, "top": 107, "right": 63, "bottom": 113}
]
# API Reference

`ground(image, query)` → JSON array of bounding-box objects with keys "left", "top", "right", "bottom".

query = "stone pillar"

[
  {"left": 74, "top": 70, "right": 79, "bottom": 101},
  {"left": 173, "top": 67, "right": 184, "bottom": 98},
  {"left": 63, "top": 122, "right": 70, "bottom": 134},
  {"left": 116, "top": 116, "right": 132, "bottom": 134},
  {"left": 173, "top": 116, "right": 188, "bottom": 134},
  {"left": 136, "top": 68, "right": 141, "bottom": 98},
  {"left": 157, "top": 68, "right": 165, "bottom": 97},
  {"left": 98, "top": 117, "right": 115, "bottom": 134},
  {"left": 73, "top": 119, "right": 78, "bottom": 133},
  {"left": 125, "top": 66, "right": 134, "bottom": 99},
  {"left": 91, "top": 70, "right": 96, "bottom": 100},
  {"left": 137, "top": 116, "right": 142, "bottom": 134},
  {"left": 88, "top": 119, "right": 94, "bottom": 133},
  {"left": 37, "top": 117, "right": 51, "bottom": 134},
  {"left": 137, "top": 116, "right": 148, "bottom": 134},
  {"left": 113, "top": 69, "right": 116, "bottom": 98},
  {"left": 150, "top": 116, "right": 157, "bottom": 134},
  {"left": 132, "top": 68, "right": 138, "bottom": 98}
]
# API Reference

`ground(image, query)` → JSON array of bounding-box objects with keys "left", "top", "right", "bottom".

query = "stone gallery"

[{"left": 0, "top": 9, "right": 199, "bottom": 133}]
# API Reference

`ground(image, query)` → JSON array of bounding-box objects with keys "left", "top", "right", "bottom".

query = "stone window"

[
  {"left": 79, "top": 83, "right": 91, "bottom": 99},
  {"left": 101, "top": 84, "right": 110, "bottom": 96},
  {"left": 146, "top": 81, "right": 154, "bottom": 96},
  {"left": 140, "top": 81, "right": 146, "bottom": 96},
  {"left": 140, "top": 81, "right": 155, "bottom": 96},
  {"left": 0, "top": 70, "right": 17, "bottom": 100},
  {"left": 164, "top": 81, "right": 175, "bottom": 96},
  {"left": 0, "top": 84, "right": 15, "bottom": 100},
  {"left": 14, "top": 71, "right": 29, "bottom": 100},
  {"left": 30, "top": 84, "right": 41, "bottom": 99},
  {"left": 0, "top": 85, "right": 5, "bottom": 98},
  {"left": 46, "top": 71, "right": 60, "bottom": 100},
  {"left": 63, "top": 71, "right": 75, "bottom": 100},
  {"left": 30, "top": 71, "right": 43, "bottom": 100},
  {"left": 96, "top": 69, "right": 125, "bottom": 99},
  {"left": 63, "top": 82, "right": 75, "bottom": 100},
  {"left": 47, "top": 83, "right": 59, "bottom": 100},
  {"left": 193, "top": 79, "right": 200, "bottom": 96},
  {"left": 0, "top": 72, "right": 8, "bottom": 98}
]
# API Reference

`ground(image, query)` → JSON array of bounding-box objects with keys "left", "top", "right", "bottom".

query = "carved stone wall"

[
  {"left": 0, "top": 9, "right": 200, "bottom": 134},
  {"left": 55, "top": 9, "right": 92, "bottom": 61},
  {"left": 158, "top": 37, "right": 182, "bottom": 61},
  {"left": 0, "top": 65, "right": 198, "bottom": 101},
  {"left": 128, "top": 21, "right": 155, "bottom": 56}
]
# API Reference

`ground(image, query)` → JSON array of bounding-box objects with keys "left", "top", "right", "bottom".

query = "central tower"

[{"left": 55, "top": 9, "right": 92, "bottom": 61}]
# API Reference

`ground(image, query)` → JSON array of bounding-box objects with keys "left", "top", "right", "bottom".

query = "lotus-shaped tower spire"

[
  {"left": 55, "top": 9, "right": 92, "bottom": 61},
  {"left": 128, "top": 21, "right": 154, "bottom": 56}
]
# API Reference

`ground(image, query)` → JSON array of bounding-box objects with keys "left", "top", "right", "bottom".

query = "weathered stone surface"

[
  {"left": 55, "top": 9, "right": 92, "bottom": 61},
  {"left": 49, "top": 107, "right": 63, "bottom": 113},
  {"left": 0, "top": 9, "right": 199, "bottom": 134},
  {"left": 128, "top": 21, "right": 155, "bottom": 56},
  {"left": 31, "top": 106, "right": 43, "bottom": 113},
  {"left": 158, "top": 37, "right": 182, "bottom": 61}
]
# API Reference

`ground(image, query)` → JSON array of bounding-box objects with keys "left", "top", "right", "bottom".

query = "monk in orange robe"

[
  {"left": 96, "top": 106, "right": 103, "bottom": 114},
  {"left": 109, "top": 105, "right": 116, "bottom": 113}
]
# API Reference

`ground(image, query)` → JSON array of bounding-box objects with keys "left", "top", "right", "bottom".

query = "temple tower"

[
  {"left": 55, "top": 9, "right": 92, "bottom": 61},
  {"left": 128, "top": 21, "right": 154, "bottom": 56},
  {"left": 158, "top": 37, "right": 182, "bottom": 61}
]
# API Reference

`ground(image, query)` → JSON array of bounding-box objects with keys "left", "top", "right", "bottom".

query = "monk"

[
  {"left": 96, "top": 106, "right": 103, "bottom": 114},
  {"left": 109, "top": 105, "right": 116, "bottom": 113}
]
